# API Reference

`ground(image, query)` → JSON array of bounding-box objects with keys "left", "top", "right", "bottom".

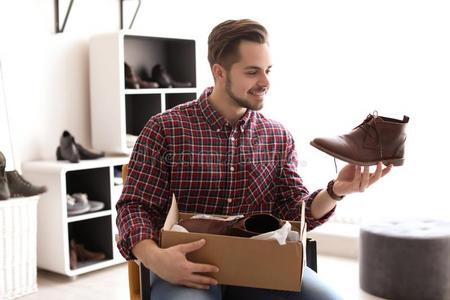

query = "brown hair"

[{"left": 207, "top": 19, "right": 268, "bottom": 70}]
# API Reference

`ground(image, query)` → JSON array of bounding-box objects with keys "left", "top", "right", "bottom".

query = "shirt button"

[
  {"left": 216, "top": 128, "right": 220, "bottom": 132},
  {"left": 230, "top": 166, "right": 235, "bottom": 171},
  {"left": 230, "top": 136, "right": 235, "bottom": 141},
  {"left": 227, "top": 198, "right": 232, "bottom": 203}
]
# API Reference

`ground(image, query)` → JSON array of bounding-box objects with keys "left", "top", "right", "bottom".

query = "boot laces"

[{"left": 354, "top": 110, "right": 383, "bottom": 160}]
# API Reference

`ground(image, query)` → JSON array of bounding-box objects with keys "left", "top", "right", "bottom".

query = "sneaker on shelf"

[
  {"left": 67, "top": 194, "right": 90, "bottom": 216},
  {"left": 71, "top": 193, "right": 105, "bottom": 214}
]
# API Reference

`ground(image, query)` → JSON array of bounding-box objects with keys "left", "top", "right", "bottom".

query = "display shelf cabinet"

[{"left": 22, "top": 156, "right": 129, "bottom": 277}]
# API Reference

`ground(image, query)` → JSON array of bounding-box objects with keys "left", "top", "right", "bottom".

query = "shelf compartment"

[
  {"left": 124, "top": 35, "right": 196, "bottom": 89},
  {"left": 65, "top": 167, "right": 111, "bottom": 212},
  {"left": 68, "top": 215, "right": 113, "bottom": 271},
  {"left": 165, "top": 93, "right": 197, "bottom": 110},
  {"left": 125, "top": 94, "right": 161, "bottom": 136}
]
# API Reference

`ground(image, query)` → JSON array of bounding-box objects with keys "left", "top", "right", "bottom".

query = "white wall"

[{"left": 0, "top": 0, "right": 449, "bottom": 219}]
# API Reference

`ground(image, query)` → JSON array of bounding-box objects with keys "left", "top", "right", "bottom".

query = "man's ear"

[{"left": 212, "top": 63, "right": 226, "bottom": 83}]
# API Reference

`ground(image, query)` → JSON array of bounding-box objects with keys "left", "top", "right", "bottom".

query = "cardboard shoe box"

[{"left": 159, "top": 196, "right": 307, "bottom": 292}]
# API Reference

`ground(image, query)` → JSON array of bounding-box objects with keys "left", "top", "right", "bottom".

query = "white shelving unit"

[
  {"left": 21, "top": 156, "right": 128, "bottom": 277},
  {"left": 89, "top": 31, "right": 199, "bottom": 154}
]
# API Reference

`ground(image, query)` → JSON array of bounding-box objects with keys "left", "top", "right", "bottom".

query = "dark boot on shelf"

[
  {"left": 125, "top": 63, "right": 159, "bottom": 89},
  {"left": 0, "top": 151, "right": 11, "bottom": 200},
  {"left": 124, "top": 62, "right": 140, "bottom": 89},
  {"left": 57, "top": 131, "right": 80, "bottom": 163},
  {"left": 152, "top": 64, "right": 192, "bottom": 88},
  {"left": 310, "top": 112, "right": 409, "bottom": 166},
  {"left": 6, "top": 170, "right": 47, "bottom": 197},
  {"left": 137, "top": 70, "right": 159, "bottom": 89},
  {"left": 75, "top": 143, "right": 105, "bottom": 160}
]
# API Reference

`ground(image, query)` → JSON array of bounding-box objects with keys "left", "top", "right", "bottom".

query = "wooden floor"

[{"left": 20, "top": 255, "right": 385, "bottom": 300}]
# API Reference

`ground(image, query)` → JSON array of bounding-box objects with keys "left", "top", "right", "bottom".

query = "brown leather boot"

[
  {"left": 177, "top": 214, "right": 285, "bottom": 238},
  {"left": 229, "top": 214, "right": 286, "bottom": 238},
  {"left": 70, "top": 239, "right": 78, "bottom": 269},
  {"left": 177, "top": 217, "right": 238, "bottom": 236},
  {"left": 310, "top": 113, "right": 409, "bottom": 166},
  {"left": 75, "top": 243, "right": 106, "bottom": 261}
]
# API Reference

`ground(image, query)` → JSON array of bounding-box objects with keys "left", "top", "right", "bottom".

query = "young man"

[{"left": 116, "top": 19, "right": 392, "bottom": 300}]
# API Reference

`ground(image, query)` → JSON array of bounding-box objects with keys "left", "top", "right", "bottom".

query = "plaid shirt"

[{"left": 116, "top": 87, "right": 335, "bottom": 260}]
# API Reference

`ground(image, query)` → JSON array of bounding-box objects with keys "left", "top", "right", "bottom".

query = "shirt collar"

[{"left": 198, "top": 87, "right": 253, "bottom": 132}]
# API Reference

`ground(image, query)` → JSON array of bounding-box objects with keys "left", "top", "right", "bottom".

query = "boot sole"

[{"left": 310, "top": 141, "right": 404, "bottom": 167}]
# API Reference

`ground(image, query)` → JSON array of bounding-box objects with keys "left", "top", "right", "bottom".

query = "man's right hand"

[{"left": 146, "top": 239, "right": 220, "bottom": 289}]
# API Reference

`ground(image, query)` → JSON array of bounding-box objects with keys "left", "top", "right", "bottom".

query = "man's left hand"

[{"left": 333, "top": 162, "right": 393, "bottom": 197}]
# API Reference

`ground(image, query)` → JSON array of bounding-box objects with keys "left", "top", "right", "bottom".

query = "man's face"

[{"left": 224, "top": 41, "right": 272, "bottom": 111}]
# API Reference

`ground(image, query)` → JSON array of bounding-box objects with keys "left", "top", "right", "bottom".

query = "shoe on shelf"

[
  {"left": 69, "top": 239, "right": 106, "bottom": 268},
  {"left": 71, "top": 193, "right": 104, "bottom": 213},
  {"left": 67, "top": 193, "right": 105, "bottom": 216},
  {"left": 57, "top": 130, "right": 105, "bottom": 162},
  {"left": 310, "top": 112, "right": 409, "bottom": 166},
  {"left": 75, "top": 242, "right": 106, "bottom": 261},
  {"left": 124, "top": 62, "right": 140, "bottom": 89},
  {"left": 6, "top": 170, "right": 47, "bottom": 198},
  {"left": 151, "top": 64, "right": 192, "bottom": 88},
  {"left": 67, "top": 194, "right": 90, "bottom": 216},
  {"left": 0, "top": 151, "right": 11, "bottom": 200},
  {"left": 70, "top": 239, "right": 78, "bottom": 269},
  {"left": 57, "top": 131, "right": 80, "bottom": 163},
  {"left": 75, "top": 143, "right": 105, "bottom": 160},
  {"left": 124, "top": 63, "right": 159, "bottom": 89}
]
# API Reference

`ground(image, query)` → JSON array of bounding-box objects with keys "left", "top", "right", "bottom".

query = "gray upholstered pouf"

[{"left": 359, "top": 219, "right": 450, "bottom": 300}]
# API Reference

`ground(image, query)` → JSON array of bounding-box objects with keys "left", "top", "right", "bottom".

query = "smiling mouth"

[{"left": 249, "top": 90, "right": 266, "bottom": 97}]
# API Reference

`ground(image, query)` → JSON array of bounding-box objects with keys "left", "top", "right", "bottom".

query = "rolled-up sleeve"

[
  {"left": 116, "top": 118, "right": 171, "bottom": 260},
  {"left": 274, "top": 132, "right": 335, "bottom": 231}
]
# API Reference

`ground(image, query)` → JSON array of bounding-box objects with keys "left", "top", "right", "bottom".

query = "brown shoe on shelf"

[
  {"left": 75, "top": 243, "right": 106, "bottom": 261},
  {"left": 124, "top": 62, "right": 140, "bottom": 89},
  {"left": 310, "top": 112, "right": 409, "bottom": 166},
  {"left": 124, "top": 63, "right": 159, "bottom": 89},
  {"left": 70, "top": 239, "right": 77, "bottom": 270},
  {"left": 151, "top": 64, "right": 192, "bottom": 88}
]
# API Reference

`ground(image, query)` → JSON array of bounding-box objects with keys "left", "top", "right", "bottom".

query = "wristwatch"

[{"left": 327, "top": 180, "right": 345, "bottom": 201}]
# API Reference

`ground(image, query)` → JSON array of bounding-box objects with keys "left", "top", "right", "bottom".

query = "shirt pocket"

[{"left": 244, "top": 162, "right": 276, "bottom": 205}]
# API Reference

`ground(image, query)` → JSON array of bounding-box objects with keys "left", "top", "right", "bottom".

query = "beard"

[{"left": 225, "top": 76, "right": 265, "bottom": 111}]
